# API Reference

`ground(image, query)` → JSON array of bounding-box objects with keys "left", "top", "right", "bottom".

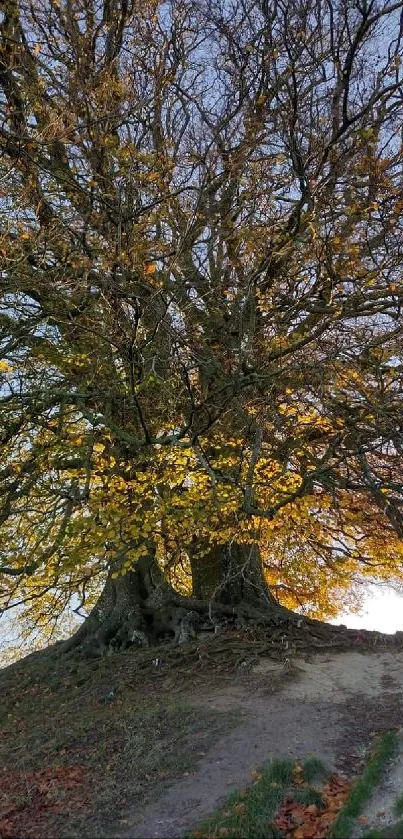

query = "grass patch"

[
  {"left": 190, "top": 757, "right": 333, "bottom": 839},
  {"left": 191, "top": 758, "right": 295, "bottom": 839},
  {"left": 118, "top": 701, "right": 218, "bottom": 783},
  {"left": 330, "top": 730, "right": 398, "bottom": 839},
  {"left": 266, "top": 757, "right": 295, "bottom": 786},
  {"left": 302, "top": 756, "right": 329, "bottom": 784},
  {"left": 293, "top": 786, "right": 327, "bottom": 809},
  {"left": 395, "top": 793, "right": 403, "bottom": 817},
  {"left": 0, "top": 646, "right": 236, "bottom": 838},
  {"left": 191, "top": 736, "right": 401, "bottom": 839}
]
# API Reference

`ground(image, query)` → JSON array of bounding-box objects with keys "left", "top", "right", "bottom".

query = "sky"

[{"left": 332, "top": 584, "right": 403, "bottom": 634}]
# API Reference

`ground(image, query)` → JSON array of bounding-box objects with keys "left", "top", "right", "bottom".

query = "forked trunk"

[{"left": 62, "top": 542, "right": 286, "bottom": 656}]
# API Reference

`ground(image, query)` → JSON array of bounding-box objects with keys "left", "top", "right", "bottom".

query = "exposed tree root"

[
  {"left": 60, "top": 550, "right": 293, "bottom": 658},
  {"left": 61, "top": 593, "right": 290, "bottom": 658},
  {"left": 125, "top": 619, "right": 403, "bottom": 681},
  {"left": 61, "top": 575, "right": 403, "bottom": 670},
  {"left": 58, "top": 546, "right": 403, "bottom": 663}
]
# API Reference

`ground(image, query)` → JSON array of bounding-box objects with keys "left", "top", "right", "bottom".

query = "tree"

[{"left": 1, "top": 0, "right": 403, "bottom": 655}]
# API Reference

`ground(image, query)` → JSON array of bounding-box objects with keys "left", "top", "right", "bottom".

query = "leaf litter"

[{"left": 273, "top": 769, "right": 351, "bottom": 839}]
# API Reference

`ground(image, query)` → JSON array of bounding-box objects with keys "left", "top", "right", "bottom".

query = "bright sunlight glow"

[{"left": 333, "top": 584, "right": 403, "bottom": 634}]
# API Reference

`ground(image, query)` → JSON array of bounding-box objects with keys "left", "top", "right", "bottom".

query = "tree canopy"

[{"left": 1, "top": 0, "right": 403, "bottom": 648}]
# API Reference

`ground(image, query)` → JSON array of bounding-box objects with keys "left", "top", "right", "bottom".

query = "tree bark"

[
  {"left": 61, "top": 550, "right": 191, "bottom": 656},
  {"left": 190, "top": 541, "right": 279, "bottom": 608},
  {"left": 62, "top": 542, "right": 286, "bottom": 656}
]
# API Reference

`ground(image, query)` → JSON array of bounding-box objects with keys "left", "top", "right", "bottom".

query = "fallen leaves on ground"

[
  {"left": 0, "top": 765, "right": 88, "bottom": 838},
  {"left": 273, "top": 772, "right": 351, "bottom": 839}
]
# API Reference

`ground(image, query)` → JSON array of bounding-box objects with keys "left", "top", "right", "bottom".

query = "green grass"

[
  {"left": 190, "top": 758, "right": 295, "bottom": 839},
  {"left": 395, "top": 793, "right": 403, "bottom": 817},
  {"left": 190, "top": 736, "right": 398, "bottom": 839},
  {"left": 293, "top": 785, "right": 326, "bottom": 809},
  {"left": 267, "top": 757, "right": 295, "bottom": 786},
  {"left": 301, "top": 756, "right": 328, "bottom": 784},
  {"left": 330, "top": 731, "right": 398, "bottom": 839},
  {"left": 190, "top": 757, "right": 332, "bottom": 839}
]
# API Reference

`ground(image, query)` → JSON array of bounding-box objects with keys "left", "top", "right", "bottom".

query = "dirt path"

[
  {"left": 352, "top": 729, "right": 403, "bottom": 837},
  {"left": 119, "top": 650, "right": 403, "bottom": 839}
]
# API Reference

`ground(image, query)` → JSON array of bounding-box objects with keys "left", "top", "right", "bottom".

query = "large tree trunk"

[
  {"left": 62, "top": 542, "right": 287, "bottom": 656},
  {"left": 190, "top": 541, "right": 279, "bottom": 608},
  {"left": 61, "top": 550, "right": 192, "bottom": 656}
]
